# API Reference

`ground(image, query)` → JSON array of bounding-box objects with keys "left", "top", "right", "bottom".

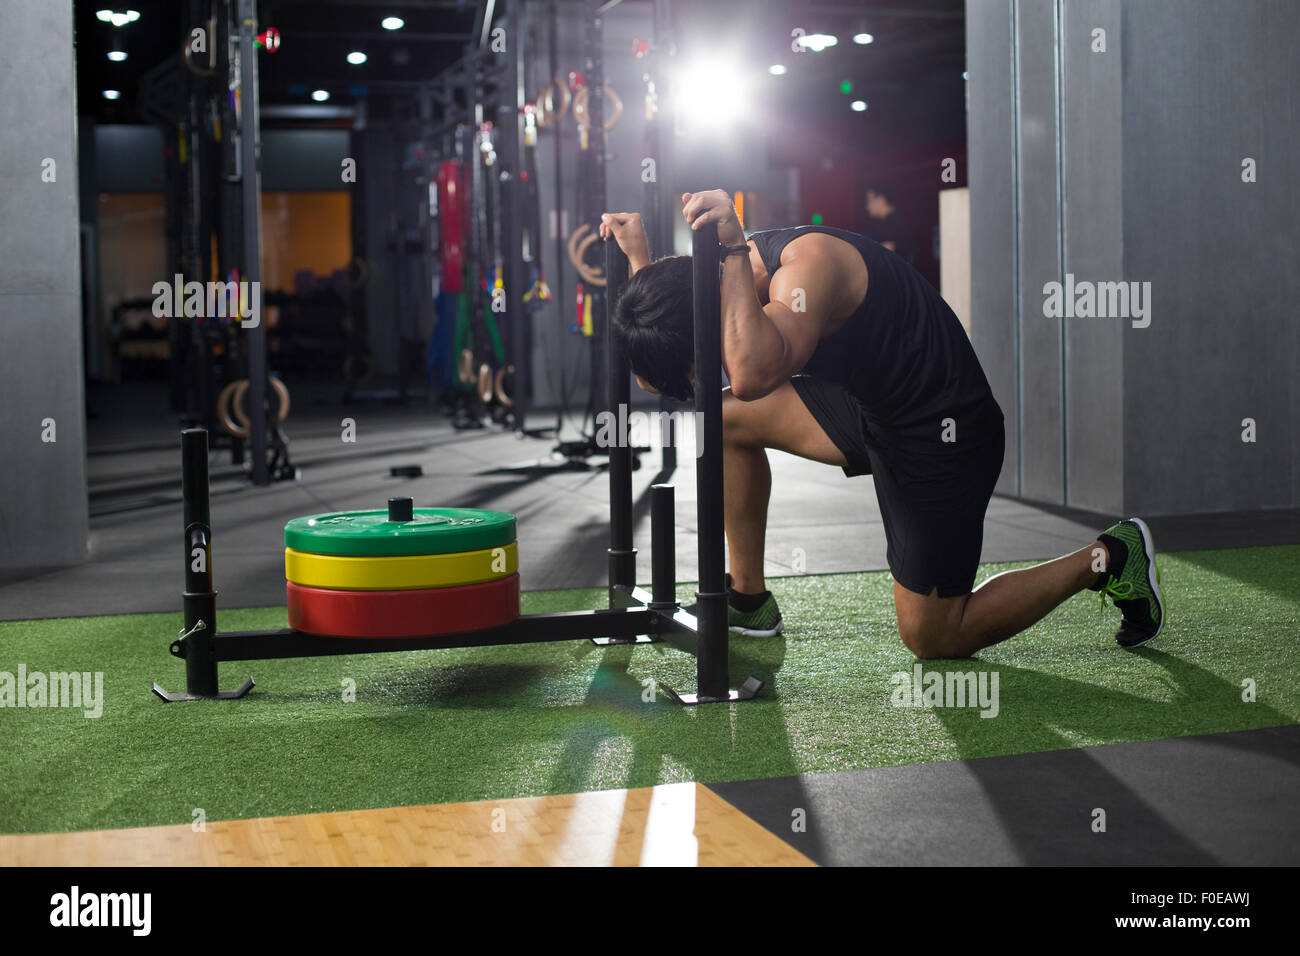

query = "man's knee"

[
  {"left": 895, "top": 588, "right": 973, "bottom": 659},
  {"left": 898, "top": 621, "right": 954, "bottom": 660}
]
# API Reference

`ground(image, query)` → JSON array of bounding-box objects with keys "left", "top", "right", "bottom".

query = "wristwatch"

[{"left": 721, "top": 243, "right": 750, "bottom": 259}]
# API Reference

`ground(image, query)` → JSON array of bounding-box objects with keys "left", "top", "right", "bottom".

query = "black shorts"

[{"left": 791, "top": 375, "right": 1005, "bottom": 598}]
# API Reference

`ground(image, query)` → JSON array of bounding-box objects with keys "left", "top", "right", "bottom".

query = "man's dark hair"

[{"left": 611, "top": 254, "right": 695, "bottom": 402}]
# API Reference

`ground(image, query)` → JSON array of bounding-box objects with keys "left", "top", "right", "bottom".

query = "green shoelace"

[{"left": 1097, "top": 574, "right": 1134, "bottom": 614}]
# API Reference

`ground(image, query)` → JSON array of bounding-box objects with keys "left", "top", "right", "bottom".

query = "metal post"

[
  {"left": 575, "top": 2, "right": 608, "bottom": 432},
  {"left": 181, "top": 428, "right": 218, "bottom": 696},
  {"left": 465, "top": 53, "right": 485, "bottom": 419},
  {"left": 547, "top": 0, "right": 567, "bottom": 441},
  {"left": 605, "top": 236, "right": 635, "bottom": 596},
  {"left": 658, "top": 223, "right": 761, "bottom": 703},
  {"left": 502, "top": 0, "right": 528, "bottom": 432},
  {"left": 237, "top": 0, "right": 268, "bottom": 485},
  {"left": 650, "top": 484, "right": 676, "bottom": 607},
  {"left": 651, "top": 0, "right": 677, "bottom": 477},
  {"left": 152, "top": 429, "right": 253, "bottom": 701},
  {"left": 692, "top": 222, "right": 727, "bottom": 698}
]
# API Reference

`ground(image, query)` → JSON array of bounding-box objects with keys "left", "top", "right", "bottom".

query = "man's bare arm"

[
  {"left": 721, "top": 251, "right": 839, "bottom": 401},
  {"left": 679, "top": 191, "right": 842, "bottom": 400}
]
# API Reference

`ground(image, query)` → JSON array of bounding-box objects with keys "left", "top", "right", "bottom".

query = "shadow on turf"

[
  {"left": 924, "top": 647, "right": 1295, "bottom": 864},
  {"left": 1170, "top": 545, "right": 1300, "bottom": 608}
]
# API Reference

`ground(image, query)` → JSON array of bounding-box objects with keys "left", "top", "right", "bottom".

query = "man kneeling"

[{"left": 600, "top": 190, "right": 1164, "bottom": 658}]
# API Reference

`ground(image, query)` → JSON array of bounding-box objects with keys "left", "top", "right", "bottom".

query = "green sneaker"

[
  {"left": 728, "top": 591, "right": 784, "bottom": 637},
  {"left": 685, "top": 575, "right": 784, "bottom": 637},
  {"left": 1092, "top": 517, "right": 1165, "bottom": 648}
]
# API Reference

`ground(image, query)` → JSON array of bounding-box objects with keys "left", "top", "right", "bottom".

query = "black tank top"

[{"left": 748, "top": 225, "right": 1002, "bottom": 447}]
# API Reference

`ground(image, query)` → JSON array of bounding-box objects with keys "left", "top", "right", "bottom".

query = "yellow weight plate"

[{"left": 285, "top": 541, "right": 517, "bottom": 591}]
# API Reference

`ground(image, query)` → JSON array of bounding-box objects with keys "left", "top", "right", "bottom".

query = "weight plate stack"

[{"left": 284, "top": 497, "right": 521, "bottom": 638}]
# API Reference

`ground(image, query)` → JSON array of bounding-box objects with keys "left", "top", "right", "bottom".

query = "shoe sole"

[
  {"left": 730, "top": 622, "right": 783, "bottom": 638},
  {"left": 1120, "top": 516, "right": 1164, "bottom": 647}
]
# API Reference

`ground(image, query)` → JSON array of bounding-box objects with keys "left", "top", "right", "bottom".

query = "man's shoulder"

[{"left": 779, "top": 228, "right": 868, "bottom": 265}]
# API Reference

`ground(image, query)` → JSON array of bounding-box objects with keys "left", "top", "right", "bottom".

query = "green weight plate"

[{"left": 284, "top": 507, "right": 516, "bottom": 557}]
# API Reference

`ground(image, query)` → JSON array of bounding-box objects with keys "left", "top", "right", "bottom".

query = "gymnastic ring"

[
  {"left": 343, "top": 353, "right": 373, "bottom": 386},
  {"left": 566, "top": 222, "right": 588, "bottom": 269},
  {"left": 234, "top": 377, "right": 291, "bottom": 427},
  {"left": 566, "top": 223, "right": 606, "bottom": 287},
  {"left": 572, "top": 85, "right": 623, "bottom": 132},
  {"left": 575, "top": 228, "right": 606, "bottom": 287},
  {"left": 229, "top": 377, "right": 292, "bottom": 435},
  {"left": 478, "top": 364, "right": 494, "bottom": 403},
  {"left": 181, "top": 24, "right": 215, "bottom": 77},
  {"left": 575, "top": 231, "right": 604, "bottom": 286},
  {"left": 534, "top": 77, "right": 571, "bottom": 129},
  {"left": 346, "top": 257, "right": 370, "bottom": 289},
  {"left": 494, "top": 365, "right": 515, "bottom": 407},
  {"left": 216, "top": 380, "right": 243, "bottom": 436},
  {"left": 458, "top": 349, "right": 475, "bottom": 385}
]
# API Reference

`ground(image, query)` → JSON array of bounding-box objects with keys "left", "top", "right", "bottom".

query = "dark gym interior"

[{"left": 0, "top": 0, "right": 1296, "bottom": 898}]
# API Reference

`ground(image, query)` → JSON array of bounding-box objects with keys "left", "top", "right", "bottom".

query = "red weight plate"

[{"left": 287, "top": 574, "right": 520, "bottom": 639}]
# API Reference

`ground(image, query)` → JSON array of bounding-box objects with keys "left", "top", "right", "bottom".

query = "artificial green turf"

[{"left": 1, "top": 546, "right": 1297, "bottom": 834}]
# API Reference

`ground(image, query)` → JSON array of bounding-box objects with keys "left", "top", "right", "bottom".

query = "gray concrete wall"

[
  {"left": 967, "top": 0, "right": 1298, "bottom": 516},
  {"left": 966, "top": 0, "right": 1020, "bottom": 496},
  {"left": 1061, "top": 0, "right": 1124, "bottom": 513},
  {"left": 1120, "top": 0, "right": 1299, "bottom": 514},
  {"left": 0, "top": 0, "right": 90, "bottom": 567},
  {"left": 1013, "top": 0, "right": 1065, "bottom": 504}
]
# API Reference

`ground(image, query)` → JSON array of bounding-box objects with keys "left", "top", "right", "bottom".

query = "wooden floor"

[{"left": 0, "top": 783, "right": 815, "bottom": 867}]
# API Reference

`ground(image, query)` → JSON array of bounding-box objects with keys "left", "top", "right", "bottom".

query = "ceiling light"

[
  {"left": 311, "top": 89, "right": 330, "bottom": 102},
  {"left": 853, "top": 33, "right": 874, "bottom": 45},
  {"left": 107, "top": 50, "right": 127, "bottom": 61},
  {"left": 102, "top": 89, "right": 121, "bottom": 100},
  {"left": 97, "top": 9, "right": 140, "bottom": 27},
  {"left": 796, "top": 33, "right": 837, "bottom": 52},
  {"left": 347, "top": 51, "right": 367, "bottom": 65},
  {"left": 768, "top": 64, "right": 787, "bottom": 76},
  {"left": 675, "top": 59, "right": 751, "bottom": 131},
  {"left": 381, "top": 16, "right": 404, "bottom": 30},
  {"left": 850, "top": 100, "right": 867, "bottom": 112}
]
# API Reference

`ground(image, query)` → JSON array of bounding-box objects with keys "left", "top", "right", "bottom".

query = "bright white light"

[
  {"left": 107, "top": 50, "right": 128, "bottom": 61},
  {"left": 347, "top": 51, "right": 367, "bottom": 65},
  {"left": 311, "top": 89, "right": 330, "bottom": 102},
  {"left": 676, "top": 60, "right": 751, "bottom": 130},
  {"left": 98, "top": 9, "right": 140, "bottom": 27},
  {"left": 853, "top": 33, "right": 874, "bottom": 45},
  {"left": 381, "top": 16, "right": 404, "bottom": 30},
  {"left": 796, "top": 33, "right": 838, "bottom": 52},
  {"left": 102, "top": 89, "right": 121, "bottom": 100},
  {"left": 768, "top": 64, "right": 787, "bottom": 76},
  {"left": 962, "top": 71, "right": 969, "bottom": 80},
  {"left": 850, "top": 100, "right": 867, "bottom": 112}
]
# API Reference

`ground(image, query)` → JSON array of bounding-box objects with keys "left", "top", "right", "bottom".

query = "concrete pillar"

[
  {"left": 967, "top": 0, "right": 1298, "bottom": 516},
  {"left": 0, "top": 0, "right": 89, "bottom": 568}
]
